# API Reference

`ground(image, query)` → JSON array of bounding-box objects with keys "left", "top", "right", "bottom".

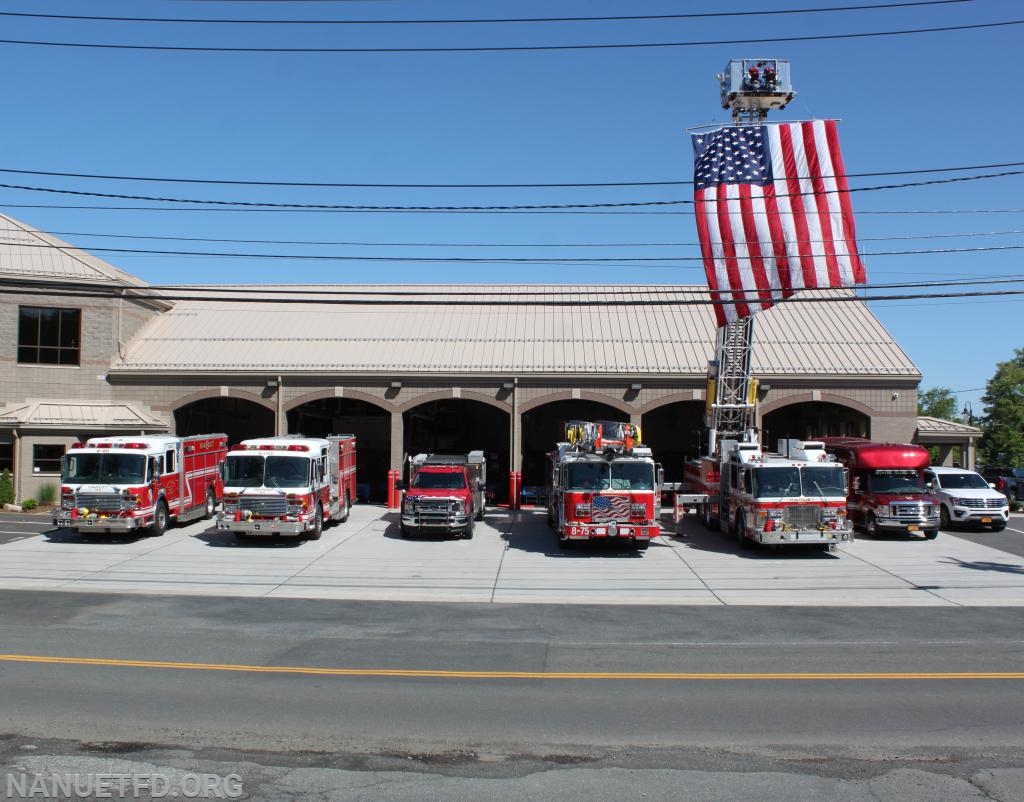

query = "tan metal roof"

[
  {"left": 110, "top": 285, "right": 920, "bottom": 378},
  {"left": 0, "top": 401, "right": 167, "bottom": 429},
  {"left": 0, "top": 213, "right": 150, "bottom": 287},
  {"left": 917, "top": 416, "right": 982, "bottom": 435}
]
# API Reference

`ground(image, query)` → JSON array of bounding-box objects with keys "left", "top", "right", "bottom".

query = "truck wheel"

[
  {"left": 150, "top": 500, "right": 169, "bottom": 537},
  {"left": 991, "top": 521, "right": 1007, "bottom": 532},
  {"left": 939, "top": 504, "right": 951, "bottom": 530},
  {"left": 203, "top": 488, "right": 216, "bottom": 520},
  {"left": 339, "top": 492, "right": 350, "bottom": 524},
  {"left": 865, "top": 512, "right": 878, "bottom": 538},
  {"left": 735, "top": 511, "right": 751, "bottom": 549},
  {"left": 924, "top": 529, "right": 939, "bottom": 540},
  {"left": 475, "top": 505, "right": 485, "bottom": 522},
  {"left": 462, "top": 520, "right": 474, "bottom": 540},
  {"left": 1016, "top": 488, "right": 1023, "bottom": 502},
  {"left": 633, "top": 539, "right": 650, "bottom": 551},
  {"left": 558, "top": 536, "right": 573, "bottom": 550},
  {"left": 400, "top": 523, "right": 411, "bottom": 539},
  {"left": 307, "top": 504, "right": 323, "bottom": 541}
]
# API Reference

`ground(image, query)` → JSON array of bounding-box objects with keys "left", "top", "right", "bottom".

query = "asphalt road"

[{"left": 2, "top": 590, "right": 1024, "bottom": 800}]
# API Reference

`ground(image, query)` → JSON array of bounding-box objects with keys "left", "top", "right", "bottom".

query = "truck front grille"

[
  {"left": 74, "top": 493, "right": 123, "bottom": 512},
  {"left": 239, "top": 496, "right": 288, "bottom": 516},
  {"left": 892, "top": 502, "right": 927, "bottom": 517},
  {"left": 783, "top": 505, "right": 821, "bottom": 529}
]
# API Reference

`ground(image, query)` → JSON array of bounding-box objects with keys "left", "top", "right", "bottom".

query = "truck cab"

[{"left": 398, "top": 452, "right": 485, "bottom": 539}]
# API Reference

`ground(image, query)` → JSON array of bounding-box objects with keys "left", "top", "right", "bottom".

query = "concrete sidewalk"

[{"left": 1, "top": 506, "right": 1023, "bottom": 605}]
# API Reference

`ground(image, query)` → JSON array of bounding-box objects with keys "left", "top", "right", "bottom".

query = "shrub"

[
  {"left": 21, "top": 498, "right": 37, "bottom": 511},
  {"left": 0, "top": 469, "right": 14, "bottom": 507},
  {"left": 37, "top": 482, "right": 57, "bottom": 505}
]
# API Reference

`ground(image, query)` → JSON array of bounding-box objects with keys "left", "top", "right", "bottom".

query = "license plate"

[
  {"left": 981, "top": 517, "right": 992, "bottom": 523},
  {"left": 254, "top": 523, "right": 261, "bottom": 531},
  {"left": 85, "top": 519, "right": 94, "bottom": 526},
  {"left": 907, "top": 525, "right": 919, "bottom": 532}
]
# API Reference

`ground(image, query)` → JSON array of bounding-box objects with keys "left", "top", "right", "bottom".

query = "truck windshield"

[
  {"left": 752, "top": 467, "right": 800, "bottom": 498},
  {"left": 62, "top": 453, "right": 146, "bottom": 485},
  {"left": 802, "top": 465, "right": 847, "bottom": 496},
  {"left": 566, "top": 462, "right": 610, "bottom": 491},
  {"left": 610, "top": 462, "right": 654, "bottom": 490},
  {"left": 223, "top": 455, "right": 265, "bottom": 488},
  {"left": 265, "top": 456, "right": 311, "bottom": 488},
  {"left": 868, "top": 471, "right": 927, "bottom": 494},
  {"left": 412, "top": 471, "right": 467, "bottom": 490}
]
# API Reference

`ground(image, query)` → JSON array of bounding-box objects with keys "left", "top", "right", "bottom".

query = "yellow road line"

[{"left": 1, "top": 653, "right": 1023, "bottom": 680}]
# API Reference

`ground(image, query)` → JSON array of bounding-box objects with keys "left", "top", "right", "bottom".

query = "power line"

[
  {"left": 0, "top": 281, "right": 1021, "bottom": 306},
  {"left": 5, "top": 225, "right": 1024, "bottom": 249},
  {"left": 0, "top": 1, "right": 969, "bottom": 27},
  {"left": 6, "top": 236, "right": 1024, "bottom": 263},
  {"left": 2, "top": 158, "right": 1021, "bottom": 189},
  {"left": 3, "top": 169, "right": 1024, "bottom": 210},
  {"left": 6, "top": 201, "right": 1024, "bottom": 217},
  {"left": 0, "top": 18, "right": 1019, "bottom": 53}
]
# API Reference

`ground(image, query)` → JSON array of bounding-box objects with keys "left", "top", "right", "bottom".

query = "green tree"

[
  {"left": 0, "top": 469, "right": 14, "bottom": 506},
  {"left": 918, "top": 386, "right": 958, "bottom": 421},
  {"left": 980, "top": 349, "right": 1024, "bottom": 466}
]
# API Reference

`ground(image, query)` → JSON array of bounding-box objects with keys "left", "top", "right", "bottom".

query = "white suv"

[{"left": 922, "top": 467, "right": 1009, "bottom": 532}]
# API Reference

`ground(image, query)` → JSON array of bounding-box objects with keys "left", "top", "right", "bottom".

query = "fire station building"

[{"left": 1, "top": 213, "right": 941, "bottom": 504}]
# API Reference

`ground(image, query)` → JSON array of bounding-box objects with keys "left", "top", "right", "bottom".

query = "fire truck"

[
  {"left": 216, "top": 435, "right": 357, "bottom": 540},
  {"left": 684, "top": 438, "right": 853, "bottom": 549},
  {"left": 546, "top": 421, "right": 662, "bottom": 551},
  {"left": 820, "top": 437, "right": 940, "bottom": 539},
  {"left": 54, "top": 434, "right": 228, "bottom": 535}
]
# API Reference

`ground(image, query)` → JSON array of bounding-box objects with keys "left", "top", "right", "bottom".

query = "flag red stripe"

[
  {"left": 738, "top": 184, "right": 774, "bottom": 308},
  {"left": 694, "top": 189, "right": 728, "bottom": 326},
  {"left": 777, "top": 124, "right": 818, "bottom": 288},
  {"left": 823, "top": 119, "right": 866, "bottom": 282},
  {"left": 761, "top": 184, "right": 794, "bottom": 294},
  {"left": 801, "top": 121, "right": 842, "bottom": 287},
  {"left": 716, "top": 186, "right": 750, "bottom": 320}
]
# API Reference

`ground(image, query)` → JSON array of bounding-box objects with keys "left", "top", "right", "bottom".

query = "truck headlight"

[
  {"left": 453, "top": 500, "right": 466, "bottom": 514},
  {"left": 402, "top": 497, "right": 414, "bottom": 514}
]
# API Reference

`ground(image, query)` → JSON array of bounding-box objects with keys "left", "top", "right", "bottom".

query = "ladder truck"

[{"left": 673, "top": 59, "right": 852, "bottom": 549}]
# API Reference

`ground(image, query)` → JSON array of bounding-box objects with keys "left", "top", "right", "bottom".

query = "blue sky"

[{"left": 1, "top": 0, "right": 1021, "bottom": 416}]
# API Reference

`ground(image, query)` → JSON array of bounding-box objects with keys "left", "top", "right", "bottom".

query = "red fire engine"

[
  {"left": 216, "top": 435, "right": 356, "bottom": 539},
  {"left": 683, "top": 439, "right": 853, "bottom": 549},
  {"left": 820, "top": 437, "right": 940, "bottom": 539},
  {"left": 54, "top": 434, "right": 228, "bottom": 535},
  {"left": 546, "top": 421, "right": 662, "bottom": 551}
]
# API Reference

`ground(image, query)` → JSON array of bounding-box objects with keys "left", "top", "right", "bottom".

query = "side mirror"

[
  {"left": 477, "top": 479, "right": 485, "bottom": 491},
  {"left": 989, "top": 482, "right": 997, "bottom": 490},
  {"left": 394, "top": 480, "right": 405, "bottom": 491}
]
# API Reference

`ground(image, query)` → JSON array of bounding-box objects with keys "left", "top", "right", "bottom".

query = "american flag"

[
  {"left": 692, "top": 120, "right": 865, "bottom": 326},
  {"left": 592, "top": 495, "right": 631, "bottom": 522}
]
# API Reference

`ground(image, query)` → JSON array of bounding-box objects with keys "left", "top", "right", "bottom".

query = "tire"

[
  {"left": 736, "top": 511, "right": 751, "bottom": 549},
  {"left": 700, "top": 504, "right": 713, "bottom": 530},
  {"left": 939, "top": 504, "right": 951, "bottom": 530},
  {"left": 203, "top": 488, "right": 216, "bottom": 520},
  {"left": 307, "top": 504, "right": 323, "bottom": 541},
  {"left": 462, "top": 519, "right": 475, "bottom": 540},
  {"left": 233, "top": 532, "right": 247, "bottom": 542},
  {"left": 1015, "top": 488, "right": 1022, "bottom": 502},
  {"left": 400, "top": 523, "right": 412, "bottom": 539},
  {"left": 991, "top": 521, "right": 1007, "bottom": 532},
  {"left": 338, "top": 492, "right": 350, "bottom": 524},
  {"left": 475, "top": 505, "right": 485, "bottom": 522},
  {"left": 865, "top": 512, "right": 878, "bottom": 538},
  {"left": 150, "top": 500, "right": 169, "bottom": 537},
  {"left": 558, "top": 536, "right": 573, "bottom": 550},
  {"left": 633, "top": 539, "right": 650, "bottom": 551},
  {"left": 924, "top": 529, "right": 939, "bottom": 540}
]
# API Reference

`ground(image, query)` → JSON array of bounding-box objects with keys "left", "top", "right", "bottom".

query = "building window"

[
  {"left": 32, "top": 444, "right": 64, "bottom": 474},
  {"left": 17, "top": 306, "right": 81, "bottom": 366},
  {"left": 0, "top": 443, "right": 12, "bottom": 474}
]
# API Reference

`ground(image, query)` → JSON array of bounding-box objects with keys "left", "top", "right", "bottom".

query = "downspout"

[
  {"left": 12, "top": 429, "right": 21, "bottom": 503},
  {"left": 277, "top": 375, "right": 285, "bottom": 436}
]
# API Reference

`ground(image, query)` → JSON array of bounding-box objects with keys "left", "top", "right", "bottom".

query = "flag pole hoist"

[{"left": 674, "top": 60, "right": 865, "bottom": 549}]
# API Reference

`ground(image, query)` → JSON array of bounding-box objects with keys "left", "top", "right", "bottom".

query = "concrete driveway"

[{"left": 1, "top": 507, "right": 1023, "bottom": 605}]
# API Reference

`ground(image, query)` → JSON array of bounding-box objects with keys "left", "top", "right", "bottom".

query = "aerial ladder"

[
  {"left": 705, "top": 58, "right": 794, "bottom": 454},
  {"left": 673, "top": 59, "right": 796, "bottom": 526}
]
